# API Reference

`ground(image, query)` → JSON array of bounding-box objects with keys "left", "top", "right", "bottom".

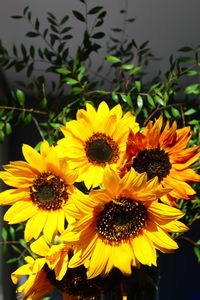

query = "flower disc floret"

[
  {"left": 30, "top": 172, "right": 68, "bottom": 210},
  {"left": 96, "top": 198, "right": 147, "bottom": 241}
]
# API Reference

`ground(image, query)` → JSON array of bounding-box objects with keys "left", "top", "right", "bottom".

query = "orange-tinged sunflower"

[
  {"left": 121, "top": 115, "right": 200, "bottom": 205},
  {"left": 11, "top": 256, "right": 53, "bottom": 300},
  {"left": 62, "top": 167, "right": 188, "bottom": 279},
  {"left": 56, "top": 101, "right": 139, "bottom": 189},
  {"left": 0, "top": 140, "right": 78, "bottom": 242},
  {"left": 12, "top": 255, "right": 121, "bottom": 300},
  {"left": 11, "top": 256, "right": 78, "bottom": 300}
]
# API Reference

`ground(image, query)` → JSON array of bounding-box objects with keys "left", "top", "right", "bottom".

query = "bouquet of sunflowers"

[
  {"left": 0, "top": 101, "right": 199, "bottom": 299},
  {"left": 0, "top": 2, "right": 200, "bottom": 300}
]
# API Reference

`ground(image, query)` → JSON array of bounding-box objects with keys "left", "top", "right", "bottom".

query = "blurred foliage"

[{"left": 0, "top": 0, "right": 199, "bottom": 280}]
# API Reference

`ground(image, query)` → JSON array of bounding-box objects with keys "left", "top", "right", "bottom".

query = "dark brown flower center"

[
  {"left": 132, "top": 147, "right": 171, "bottom": 182},
  {"left": 45, "top": 264, "right": 122, "bottom": 298},
  {"left": 30, "top": 172, "right": 68, "bottom": 210},
  {"left": 85, "top": 133, "right": 119, "bottom": 166},
  {"left": 96, "top": 198, "right": 147, "bottom": 242}
]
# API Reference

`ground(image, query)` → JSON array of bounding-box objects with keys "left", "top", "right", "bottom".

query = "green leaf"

[
  {"left": 130, "top": 66, "right": 143, "bottom": 75},
  {"left": 72, "top": 11, "right": 85, "bottom": 22},
  {"left": 63, "top": 77, "right": 79, "bottom": 85},
  {"left": 41, "top": 97, "right": 47, "bottom": 109},
  {"left": 178, "top": 46, "right": 193, "bottom": 52},
  {"left": 11, "top": 15, "right": 23, "bottom": 19},
  {"left": 60, "top": 15, "right": 69, "bottom": 26},
  {"left": 92, "top": 32, "right": 105, "bottom": 39},
  {"left": 71, "top": 87, "right": 83, "bottom": 95},
  {"left": 88, "top": 6, "right": 103, "bottom": 15},
  {"left": 121, "top": 94, "right": 132, "bottom": 106},
  {"left": 179, "top": 57, "right": 195, "bottom": 63},
  {"left": 184, "top": 83, "right": 200, "bottom": 94},
  {"left": 137, "top": 95, "right": 143, "bottom": 111},
  {"left": 111, "top": 93, "right": 119, "bottom": 103},
  {"left": 26, "top": 32, "right": 40, "bottom": 38},
  {"left": 56, "top": 68, "right": 71, "bottom": 75},
  {"left": 5, "top": 123, "right": 12, "bottom": 135},
  {"left": 9, "top": 226, "right": 15, "bottom": 240},
  {"left": 154, "top": 95, "right": 165, "bottom": 106},
  {"left": 164, "top": 110, "right": 171, "bottom": 119},
  {"left": 1, "top": 228, "right": 7, "bottom": 241},
  {"left": 184, "top": 108, "right": 196, "bottom": 115},
  {"left": 135, "top": 81, "right": 141, "bottom": 92},
  {"left": 11, "top": 245, "right": 21, "bottom": 254},
  {"left": 194, "top": 246, "right": 200, "bottom": 263},
  {"left": 185, "top": 70, "right": 198, "bottom": 76},
  {"left": 146, "top": 95, "right": 155, "bottom": 108},
  {"left": 7, "top": 258, "right": 18, "bottom": 264},
  {"left": 121, "top": 64, "right": 134, "bottom": 70},
  {"left": 127, "top": 18, "right": 136, "bottom": 23},
  {"left": 112, "top": 28, "right": 122, "bottom": 32},
  {"left": 19, "top": 239, "right": 27, "bottom": 248},
  {"left": 105, "top": 56, "right": 121, "bottom": 63},
  {"left": 16, "top": 89, "right": 25, "bottom": 106},
  {"left": 25, "top": 113, "right": 32, "bottom": 124},
  {"left": 0, "top": 130, "right": 5, "bottom": 142},
  {"left": 171, "top": 107, "right": 181, "bottom": 118}
]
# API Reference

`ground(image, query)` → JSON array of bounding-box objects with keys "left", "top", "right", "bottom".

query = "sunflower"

[
  {"left": 0, "top": 140, "right": 78, "bottom": 242},
  {"left": 56, "top": 101, "right": 139, "bottom": 189},
  {"left": 120, "top": 115, "right": 200, "bottom": 205},
  {"left": 62, "top": 167, "right": 188, "bottom": 279},
  {"left": 11, "top": 256, "right": 53, "bottom": 300},
  {"left": 30, "top": 234, "right": 74, "bottom": 280},
  {"left": 12, "top": 255, "right": 122, "bottom": 300},
  {"left": 11, "top": 256, "right": 78, "bottom": 300}
]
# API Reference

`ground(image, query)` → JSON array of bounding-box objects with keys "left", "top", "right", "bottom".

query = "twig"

[
  {"left": 180, "top": 236, "right": 200, "bottom": 248},
  {"left": 32, "top": 117, "right": 45, "bottom": 140},
  {"left": 0, "top": 106, "right": 47, "bottom": 115},
  {"left": 143, "top": 103, "right": 184, "bottom": 126}
]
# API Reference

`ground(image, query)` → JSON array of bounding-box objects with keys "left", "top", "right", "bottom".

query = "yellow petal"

[
  {"left": 30, "top": 235, "right": 50, "bottom": 256},
  {"left": 112, "top": 242, "right": 133, "bottom": 275},
  {"left": 4, "top": 201, "right": 37, "bottom": 224},
  {"left": 131, "top": 233, "right": 157, "bottom": 266},
  {"left": 43, "top": 212, "right": 58, "bottom": 242},
  {"left": 103, "top": 166, "right": 121, "bottom": 196},
  {"left": 0, "top": 188, "right": 28, "bottom": 205},
  {"left": 148, "top": 202, "right": 185, "bottom": 220},
  {"left": 22, "top": 144, "right": 43, "bottom": 172},
  {"left": 145, "top": 221, "right": 178, "bottom": 250},
  {"left": 40, "top": 140, "right": 50, "bottom": 157},
  {"left": 87, "top": 239, "right": 109, "bottom": 278},
  {"left": 24, "top": 211, "right": 48, "bottom": 242}
]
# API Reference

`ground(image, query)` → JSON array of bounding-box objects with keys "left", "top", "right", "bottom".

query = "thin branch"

[
  {"left": 0, "top": 106, "right": 47, "bottom": 115},
  {"left": 0, "top": 241, "right": 20, "bottom": 245},
  {"left": 32, "top": 117, "right": 45, "bottom": 140},
  {"left": 180, "top": 236, "right": 200, "bottom": 248},
  {"left": 143, "top": 103, "right": 184, "bottom": 126}
]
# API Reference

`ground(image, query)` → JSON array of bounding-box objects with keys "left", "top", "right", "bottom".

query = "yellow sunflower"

[
  {"left": 30, "top": 234, "right": 74, "bottom": 280},
  {"left": 11, "top": 256, "right": 80, "bottom": 300},
  {"left": 62, "top": 167, "right": 188, "bottom": 279},
  {"left": 56, "top": 101, "right": 139, "bottom": 189},
  {"left": 121, "top": 115, "right": 200, "bottom": 205},
  {"left": 12, "top": 255, "right": 121, "bottom": 300},
  {"left": 0, "top": 140, "right": 78, "bottom": 242},
  {"left": 11, "top": 256, "right": 53, "bottom": 300}
]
